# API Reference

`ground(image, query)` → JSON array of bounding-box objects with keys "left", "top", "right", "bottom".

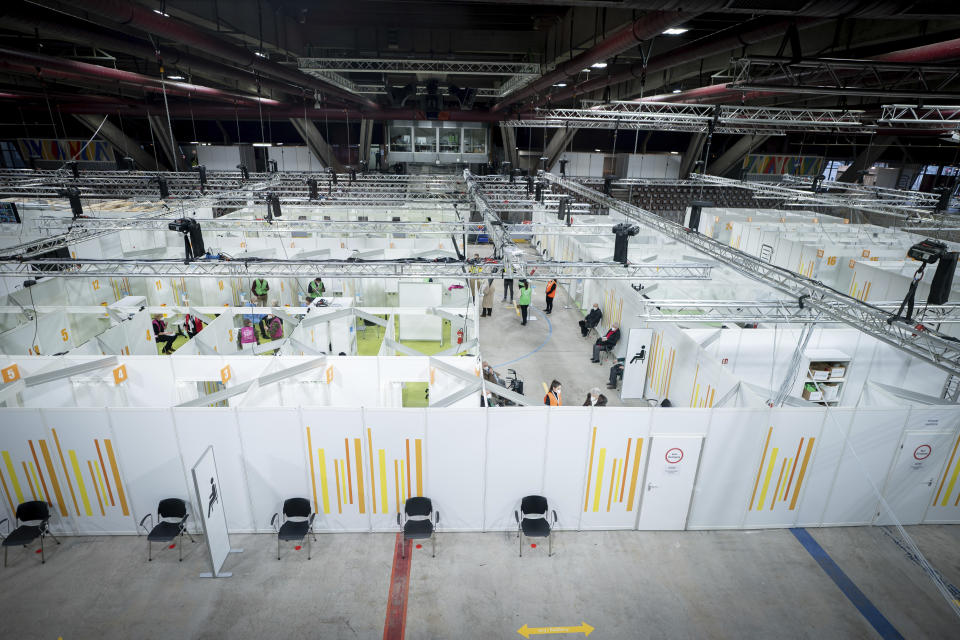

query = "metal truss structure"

[
  {"left": 729, "top": 56, "right": 960, "bottom": 100},
  {"left": 691, "top": 174, "right": 946, "bottom": 225},
  {"left": 777, "top": 175, "right": 941, "bottom": 209},
  {"left": 878, "top": 104, "right": 960, "bottom": 129},
  {"left": 502, "top": 102, "right": 867, "bottom": 135},
  {"left": 0, "top": 258, "right": 712, "bottom": 281},
  {"left": 542, "top": 172, "right": 960, "bottom": 376},
  {"left": 639, "top": 299, "right": 960, "bottom": 324},
  {"left": 298, "top": 58, "right": 540, "bottom": 100}
]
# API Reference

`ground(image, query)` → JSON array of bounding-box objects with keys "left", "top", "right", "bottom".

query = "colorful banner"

[
  {"left": 17, "top": 138, "right": 114, "bottom": 163},
  {"left": 742, "top": 154, "right": 824, "bottom": 176}
]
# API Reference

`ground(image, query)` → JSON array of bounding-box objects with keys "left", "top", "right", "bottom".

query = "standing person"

[
  {"left": 591, "top": 323, "right": 621, "bottom": 363},
  {"left": 480, "top": 279, "right": 495, "bottom": 317},
  {"left": 259, "top": 303, "right": 284, "bottom": 341},
  {"left": 502, "top": 276, "right": 514, "bottom": 303},
  {"left": 152, "top": 314, "right": 177, "bottom": 354},
  {"left": 237, "top": 318, "right": 258, "bottom": 350},
  {"left": 583, "top": 387, "right": 608, "bottom": 406},
  {"left": 544, "top": 278, "right": 557, "bottom": 314},
  {"left": 250, "top": 278, "right": 270, "bottom": 306},
  {"left": 579, "top": 303, "right": 603, "bottom": 337},
  {"left": 517, "top": 279, "right": 532, "bottom": 325},
  {"left": 307, "top": 277, "right": 325, "bottom": 303},
  {"left": 182, "top": 313, "right": 204, "bottom": 339},
  {"left": 543, "top": 380, "right": 562, "bottom": 406}
]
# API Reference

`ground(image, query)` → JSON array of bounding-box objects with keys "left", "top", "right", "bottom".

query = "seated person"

[
  {"left": 583, "top": 387, "right": 608, "bottom": 406},
  {"left": 259, "top": 304, "right": 284, "bottom": 341},
  {"left": 151, "top": 314, "right": 177, "bottom": 354},
  {"left": 182, "top": 313, "right": 204, "bottom": 339},
  {"left": 237, "top": 318, "right": 258, "bottom": 350},
  {"left": 579, "top": 303, "right": 603, "bottom": 337},
  {"left": 591, "top": 324, "right": 620, "bottom": 363},
  {"left": 607, "top": 357, "right": 625, "bottom": 389}
]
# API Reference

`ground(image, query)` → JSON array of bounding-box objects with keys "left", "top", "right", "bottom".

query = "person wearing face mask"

[
  {"left": 543, "top": 379, "right": 562, "bottom": 406},
  {"left": 579, "top": 303, "right": 603, "bottom": 337},
  {"left": 583, "top": 387, "right": 608, "bottom": 406}
]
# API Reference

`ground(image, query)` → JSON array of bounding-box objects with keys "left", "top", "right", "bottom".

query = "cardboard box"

[
  {"left": 829, "top": 364, "right": 846, "bottom": 378},
  {"left": 802, "top": 385, "right": 823, "bottom": 402},
  {"left": 821, "top": 383, "right": 840, "bottom": 402},
  {"left": 809, "top": 363, "right": 830, "bottom": 380}
]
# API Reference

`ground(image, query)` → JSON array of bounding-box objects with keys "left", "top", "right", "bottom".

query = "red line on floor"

[{"left": 383, "top": 533, "right": 412, "bottom": 640}]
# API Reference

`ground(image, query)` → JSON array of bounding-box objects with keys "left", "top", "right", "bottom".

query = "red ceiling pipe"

[
  {"left": 540, "top": 17, "right": 827, "bottom": 106},
  {"left": 648, "top": 35, "right": 960, "bottom": 104},
  {"left": 492, "top": 9, "right": 698, "bottom": 112},
  {"left": 0, "top": 48, "right": 281, "bottom": 107},
  {"left": 0, "top": 2, "right": 299, "bottom": 98},
  {"left": 56, "top": 0, "right": 378, "bottom": 109}
]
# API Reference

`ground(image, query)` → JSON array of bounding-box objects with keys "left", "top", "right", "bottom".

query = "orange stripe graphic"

[
  {"left": 626, "top": 439, "right": 643, "bottom": 511},
  {"left": 620, "top": 438, "right": 632, "bottom": 503},
  {"left": 606, "top": 459, "right": 617, "bottom": 512},
  {"left": 52, "top": 428, "right": 79, "bottom": 515},
  {"left": 784, "top": 438, "right": 804, "bottom": 500},
  {"left": 103, "top": 439, "right": 128, "bottom": 516},
  {"left": 415, "top": 439, "right": 423, "bottom": 497},
  {"left": 88, "top": 461, "right": 105, "bottom": 516},
  {"left": 665, "top": 350, "right": 676, "bottom": 399},
  {"left": 367, "top": 429, "right": 377, "bottom": 513},
  {"left": 344, "top": 438, "right": 354, "bottom": 504},
  {"left": 750, "top": 427, "right": 773, "bottom": 510},
  {"left": 39, "top": 440, "right": 67, "bottom": 516},
  {"left": 789, "top": 438, "right": 815, "bottom": 510},
  {"left": 306, "top": 427, "right": 318, "bottom": 513},
  {"left": 22, "top": 461, "right": 36, "bottom": 500},
  {"left": 94, "top": 440, "right": 114, "bottom": 506},
  {"left": 0, "top": 466, "right": 13, "bottom": 513},
  {"left": 772, "top": 459, "right": 787, "bottom": 510},
  {"left": 405, "top": 439, "right": 412, "bottom": 499},
  {"left": 394, "top": 459, "right": 400, "bottom": 513},
  {"left": 28, "top": 441, "right": 51, "bottom": 505},
  {"left": 334, "top": 460, "right": 342, "bottom": 514},
  {"left": 354, "top": 438, "right": 365, "bottom": 513},
  {"left": 933, "top": 434, "right": 960, "bottom": 505},
  {"left": 583, "top": 426, "right": 597, "bottom": 512}
]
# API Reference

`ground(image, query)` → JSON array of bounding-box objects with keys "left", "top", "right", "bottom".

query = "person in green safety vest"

[
  {"left": 307, "top": 277, "right": 325, "bottom": 304},
  {"left": 251, "top": 278, "right": 270, "bottom": 306},
  {"left": 517, "top": 279, "right": 532, "bottom": 325}
]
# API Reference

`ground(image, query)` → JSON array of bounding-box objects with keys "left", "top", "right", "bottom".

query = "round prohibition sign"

[
  {"left": 913, "top": 444, "right": 932, "bottom": 461},
  {"left": 665, "top": 448, "right": 684, "bottom": 464}
]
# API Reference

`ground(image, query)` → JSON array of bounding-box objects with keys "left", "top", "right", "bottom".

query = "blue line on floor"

[
  {"left": 490, "top": 308, "right": 553, "bottom": 369},
  {"left": 790, "top": 528, "right": 904, "bottom": 640}
]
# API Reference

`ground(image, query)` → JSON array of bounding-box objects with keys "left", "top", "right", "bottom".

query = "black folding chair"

[
  {"left": 138, "top": 498, "right": 195, "bottom": 562},
  {"left": 271, "top": 498, "right": 316, "bottom": 560},
  {"left": 397, "top": 497, "right": 439, "bottom": 558},
  {"left": 1, "top": 501, "right": 60, "bottom": 566},
  {"left": 514, "top": 495, "right": 557, "bottom": 557}
]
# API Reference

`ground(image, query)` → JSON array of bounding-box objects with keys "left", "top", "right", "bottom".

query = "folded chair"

[
  {"left": 271, "top": 498, "right": 316, "bottom": 560},
  {"left": 514, "top": 495, "right": 557, "bottom": 557},
  {"left": 397, "top": 497, "right": 439, "bottom": 558},
  {"left": 138, "top": 498, "right": 195, "bottom": 562},
  {"left": 1, "top": 501, "right": 60, "bottom": 566}
]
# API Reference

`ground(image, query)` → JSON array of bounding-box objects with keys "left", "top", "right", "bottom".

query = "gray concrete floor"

[
  {"left": 2, "top": 526, "right": 958, "bottom": 639},
  {"left": 474, "top": 254, "right": 645, "bottom": 408}
]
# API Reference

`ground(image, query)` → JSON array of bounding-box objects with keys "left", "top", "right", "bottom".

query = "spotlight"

[
  {"left": 308, "top": 178, "right": 319, "bottom": 200},
  {"left": 168, "top": 218, "right": 205, "bottom": 262},
  {"left": 890, "top": 239, "right": 951, "bottom": 323},
  {"left": 663, "top": 27, "right": 689, "bottom": 35},
  {"left": 118, "top": 156, "right": 135, "bottom": 171},
  {"left": 908, "top": 239, "right": 947, "bottom": 264},
  {"left": 66, "top": 161, "right": 79, "bottom": 180},
  {"left": 591, "top": 62, "right": 608, "bottom": 69},
  {"left": 612, "top": 223, "right": 639, "bottom": 265},
  {"left": 59, "top": 187, "right": 83, "bottom": 219},
  {"left": 155, "top": 177, "right": 169, "bottom": 200},
  {"left": 237, "top": 164, "right": 249, "bottom": 180},
  {"left": 559, "top": 159, "right": 568, "bottom": 176},
  {"left": 265, "top": 193, "right": 282, "bottom": 222},
  {"left": 194, "top": 164, "right": 207, "bottom": 193}
]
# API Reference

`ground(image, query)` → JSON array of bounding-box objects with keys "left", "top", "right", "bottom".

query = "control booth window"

[
  {"left": 415, "top": 128, "right": 436, "bottom": 152},
  {"left": 390, "top": 128, "right": 411, "bottom": 152},
  {"left": 439, "top": 130, "right": 460, "bottom": 153},
  {"left": 464, "top": 129, "right": 485, "bottom": 154}
]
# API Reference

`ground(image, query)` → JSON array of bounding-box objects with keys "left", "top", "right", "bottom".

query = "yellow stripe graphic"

[
  {"left": 394, "top": 460, "right": 400, "bottom": 513},
  {"left": 367, "top": 429, "right": 376, "bottom": 513},
  {"left": 415, "top": 439, "right": 423, "bottom": 497},
  {"left": 606, "top": 458, "right": 617, "bottom": 512},
  {"left": 592, "top": 448, "right": 606, "bottom": 512},
  {"left": 614, "top": 458, "right": 623, "bottom": 504},
  {"left": 306, "top": 427, "right": 318, "bottom": 512},
  {"left": 749, "top": 427, "right": 773, "bottom": 510},
  {"left": 934, "top": 434, "right": 960, "bottom": 505},
  {"left": 318, "top": 450, "right": 330, "bottom": 514},
  {"left": 626, "top": 439, "right": 643, "bottom": 511},
  {"left": 354, "top": 439, "right": 365, "bottom": 513},
  {"left": 400, "top": 461, "right": 406, "bottom": 502},
  {"left": 379, "top": 449, "right": 388, "bottom": 514},
  {"left": 2, "top": 452, "right": 24, "bottom": 504},
  {"left": 757, "top": 448, "right": 779, "bottom": 512},
  {"left": 69, "top": 450, "right": 92, "bottom": 516},
  {"left": 940, "top": 443, "right": 960, "bottom": 507},
  {"left": 29, "top": 462, "right": 43, "bottom": 503},
  {"left": 583, "top": 426, "right": 597, "bottom": 512}
]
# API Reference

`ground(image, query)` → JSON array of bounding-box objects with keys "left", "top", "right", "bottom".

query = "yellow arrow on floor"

[{"left": 517, "top": 622, "right": 594, "bottom": 638}]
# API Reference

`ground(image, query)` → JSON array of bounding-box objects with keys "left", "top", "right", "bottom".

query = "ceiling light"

[
  {"left": 663, "top": 28, "right": 688, "bottom": 35},
  {"left": 672, "top": 88, "right": 682, "bottom": 94},
  {"left": 591, "top": 62, "right": 607, "bottom": 69},
  {"left": 254, "top": 51, "right": 267, "bottom": 58},
  {"left": 670, "top": 151, "right": 679, "bottom": 155},
  {"left": 167, "top": 75, "right": 185, "bottom": 81},
  {"left": 553, "top": 83, "right": 567, "bottom": 87},
  {"left": 252, "top": 142, "right": 272, "bottom": 147},
  {"left": 582, "top": 68, "right": 591, "bottom": 73},
  {"left": 153, "top": 9, "right": 170, "bottom": 17},
  {"left": 594, "top": 148, "right": 602, "bottom": 152}
]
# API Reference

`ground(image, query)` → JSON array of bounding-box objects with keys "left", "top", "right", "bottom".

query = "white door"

[
  {"left": 636, "top": 436, "right": 703, "bottom": 530},
  {"left": 875, "top": 431, "right": 955, "bottom": 525}
]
